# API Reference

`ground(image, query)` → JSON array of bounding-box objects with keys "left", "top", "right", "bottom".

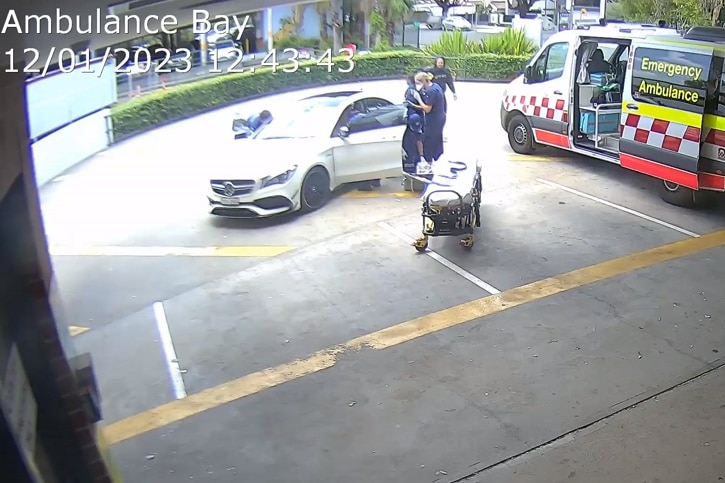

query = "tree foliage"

[
  {"left": 507, "top": 0, "right": 535, "bottom": 16},
  {"left": 375, "top": 0, "right": 414, "bottom": 44},
  {"left": 617, "top": 0, "right": 723, "bottom": 27},
  {"left": 432, "top": 0, "right": 465, "bottom": 16}
]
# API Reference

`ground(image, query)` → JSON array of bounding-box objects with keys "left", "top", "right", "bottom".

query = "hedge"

[{"left": 110, "top": 50, "right": 527, "bottom": 141}]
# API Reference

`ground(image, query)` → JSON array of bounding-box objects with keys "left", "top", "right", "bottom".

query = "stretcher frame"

[{"left": 403, "top": 161, "right": 482, "bottom": 252}]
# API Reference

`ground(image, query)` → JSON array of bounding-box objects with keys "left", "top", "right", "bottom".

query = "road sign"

[{"left": 414, "top": 21, "right": 420, "bottom": 28}]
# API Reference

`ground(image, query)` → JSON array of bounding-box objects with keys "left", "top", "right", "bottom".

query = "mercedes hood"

[{"left": 211, "top": 138, "right": 329, "bottom": 180}]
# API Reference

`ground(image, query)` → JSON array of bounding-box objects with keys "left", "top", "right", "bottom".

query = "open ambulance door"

[{"left": 620, "top": 39, "right": 713, "bottom": 205}]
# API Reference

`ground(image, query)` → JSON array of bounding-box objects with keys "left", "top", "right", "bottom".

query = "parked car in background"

[
  {"left": 425, "top": 15, "right": 444, "bottom": 29},
  {"left": 210, "top": 39, "right": 240, "bottom": 63},
  {"left": 442, "top": 16, "right": 473, "bottom": 30}
]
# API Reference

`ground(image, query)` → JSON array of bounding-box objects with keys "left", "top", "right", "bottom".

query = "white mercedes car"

[{"left": 208, "top": 90, "right": 407, "bottom": 218}]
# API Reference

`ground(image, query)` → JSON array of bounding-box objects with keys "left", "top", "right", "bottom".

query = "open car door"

[
  {"left": 620, "top": 38, "right": 714, "bottom": 190},
  {"left": 332, "top": 102, "right": 406, "bottom": 183}
]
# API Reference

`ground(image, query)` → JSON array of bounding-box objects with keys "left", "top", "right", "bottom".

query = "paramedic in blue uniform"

[
  {"left": 414, "top": 71, "right": 446, "bottom": 164},
  {"left": 402, "top": 75, "right": 427, "bottom": 175},
  {"left": 426, "top": 57, "right": 457, "bottom": 114}
]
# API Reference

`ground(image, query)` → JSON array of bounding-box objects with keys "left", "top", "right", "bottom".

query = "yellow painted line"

[
  {"left": 342, "top": 190, "right": 418, "bottom": 199},
  {"left": 49, "top": 246, "right": 294, "bottom": 257},
  {"left": 95, "top": 426, "right": 124, "bottom": 482},
  {"left": 69, "top": 325, "right": 89, "bottom": 336},
  {"left": 102, "top": 229, "right": 725, "bottom": 445}
]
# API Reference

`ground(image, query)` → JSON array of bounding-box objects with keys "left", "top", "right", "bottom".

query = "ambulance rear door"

[{"left": 620, "top": 39, "right": 713, "bottom": 189}]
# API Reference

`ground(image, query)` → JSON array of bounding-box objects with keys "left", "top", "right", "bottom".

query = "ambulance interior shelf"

[
  {"left": 576, "top": 68, "right": 623, "bottom": 153},
  {"left": 579, "top": 103, "right": 621, "bottom": 153}
]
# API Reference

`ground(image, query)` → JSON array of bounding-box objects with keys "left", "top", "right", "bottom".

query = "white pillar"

[
  {"left": 599, "top": 0, "right": 607, "bottom": 19},
  {"left": 199, "top": 25, "right": 208, "bottom": 66},
  {"left": 266, "top": 8, "right": 273, "bottom": 51}
]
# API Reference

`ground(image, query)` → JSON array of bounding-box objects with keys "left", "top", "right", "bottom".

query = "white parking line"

[
  {"left": 152, "top": 301, "right": 187, "bottom": 399},
  {"left": 377, "top": 221, "right": 501, "bottom": 294},
  {"left": 536, "top": 178, "right": 701, "bottom": 238}
]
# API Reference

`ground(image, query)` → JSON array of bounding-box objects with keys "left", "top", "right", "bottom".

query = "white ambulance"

[{"left": 500, "top": 23, "right": 725, "bottom": 208}]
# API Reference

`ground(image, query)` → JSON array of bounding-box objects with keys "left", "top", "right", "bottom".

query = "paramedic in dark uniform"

[
  {"left": 427, "top": 57, "right": 457, "bottom": 113},
  {"left": 414, "top": 71, "right": 446, "bottom": 164},
  {"left": 402, "top": 75, "right": 427, "bottom": 175}
]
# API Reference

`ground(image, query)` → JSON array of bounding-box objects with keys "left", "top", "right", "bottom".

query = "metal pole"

[
  {"left": 266, "top": 8, "right": 274, "bottom": 50},
  {"left": 417, "top": 25, "right": 420, "bottom": 49},
  {"left": 199, "top": 24, "right": 207, "bottom": 66}
]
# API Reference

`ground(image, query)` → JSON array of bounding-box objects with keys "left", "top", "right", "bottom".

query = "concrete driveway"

[{"left": 41, "top": 80, "right": 725, "bottom": 482}]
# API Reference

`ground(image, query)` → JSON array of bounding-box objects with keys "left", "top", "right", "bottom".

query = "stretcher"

[{"left": 403, "top": 159, "right": 482, "bottom": 252}]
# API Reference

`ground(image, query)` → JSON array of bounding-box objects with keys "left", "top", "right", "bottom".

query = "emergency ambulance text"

[
  {"left": 637, "top": 80, "right": 699, "bottom": 103},
  {"left": 640, "top": 57, "right": 702, "bottom": 80}
]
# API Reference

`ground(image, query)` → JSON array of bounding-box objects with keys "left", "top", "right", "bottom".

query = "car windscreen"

[{"left": 254, "top": 106, "right": 338, "bottom": 139}]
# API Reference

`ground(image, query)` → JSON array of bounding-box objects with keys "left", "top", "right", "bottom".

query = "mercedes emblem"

[{"left": 223, "top": 182, "right": 235, "bottom": 197}]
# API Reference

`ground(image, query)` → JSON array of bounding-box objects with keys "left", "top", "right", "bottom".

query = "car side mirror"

[
  {"left": 524, "top": 65, "right": 532, "bottom": 82},
  {"left": 339, "top": 126, "right": 350, "bottom": 138}
]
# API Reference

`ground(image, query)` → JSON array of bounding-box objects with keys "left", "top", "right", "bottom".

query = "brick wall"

[{"left": 2, "top": 67, "right": 114, "bottom": 482}]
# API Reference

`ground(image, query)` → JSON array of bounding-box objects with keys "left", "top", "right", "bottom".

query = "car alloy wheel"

[{"left": 301, "top": 167, "right": 330, "bottom": 212}]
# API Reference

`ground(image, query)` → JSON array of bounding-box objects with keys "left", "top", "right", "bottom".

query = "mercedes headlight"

[{"left": 262, "top": 166, "right": 297, "bottom": 188}]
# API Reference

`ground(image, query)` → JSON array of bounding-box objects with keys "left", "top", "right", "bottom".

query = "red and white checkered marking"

[
  {"left": 504, "top": 95, "right": 568, "bottom": 123},
  {"left": 620, "top": 113, "right": 700, "bottom": 158},
  {"left": 702, "top": 127, "right": 725, "bottom": 161}
]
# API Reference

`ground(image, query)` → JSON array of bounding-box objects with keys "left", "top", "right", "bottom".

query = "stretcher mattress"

[{"left": 421, "top": 159, "right": 479, "bottom": 207}]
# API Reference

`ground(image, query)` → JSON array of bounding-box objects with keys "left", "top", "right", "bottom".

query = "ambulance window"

[
  {"left": 618, "top": 48, "right": 629, "bottom": 63},
  {"left": 705, "top": 57, "right": 724, "bottom": 116},
  {"left": 597, "top": 43, "right": 618, "bottom": 62},
  {"left": 630, "top": 47, "right": 709, "bottom": 113},
  {"left": 529, "top": 42, "right": 569, "bottom": 83}
]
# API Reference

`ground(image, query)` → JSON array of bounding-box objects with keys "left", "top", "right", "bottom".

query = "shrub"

[
  {"left": 482, "top": 28, "right": 538, "bottom": 56},
  {"left": 111, "top": 49, "right": 527, "bottom": 141},
  {"left": 274, "top": 36, "right": 328, "bottom": 51},
  {"left": 424, "top": 31, "right": 486, "bottom": 56}
]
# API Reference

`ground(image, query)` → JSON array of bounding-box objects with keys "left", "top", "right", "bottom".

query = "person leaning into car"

[{"left": 248, "top": 110, "right": 273, "bottom": 132}]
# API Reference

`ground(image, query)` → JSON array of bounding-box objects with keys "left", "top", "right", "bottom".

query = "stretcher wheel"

[
  {"left": 412, "top": 235, "right": 429, "bottom": 252},
  {"left": 460, "top": 235, "right": 474, "bottom": 250}
]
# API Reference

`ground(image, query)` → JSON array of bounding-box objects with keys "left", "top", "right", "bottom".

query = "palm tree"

[
  {"left": 293, "top": 5, "right": 305, "bottom": 36},
  {"left": 316, "top": 1, "right": 330, "bottom": 41},
  {"left": 329, "top": 0, "right": 344, "bottom": 52},
  {"left": 378, "top": 0, "right": 413, "bottom": 45},
  {"left": 433, "top": 0, "right": 464, "bottom": 17},
  {"left": 358, "top": 0, "right": 376, "bottom": 49}
]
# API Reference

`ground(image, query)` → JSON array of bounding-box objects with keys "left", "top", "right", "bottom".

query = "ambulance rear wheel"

[
  {"left": 507, "top": 114, "right": 536, "bottom": 154},
  {"left": 658, "top": 180, "right": 715, "bottom": 209}
]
